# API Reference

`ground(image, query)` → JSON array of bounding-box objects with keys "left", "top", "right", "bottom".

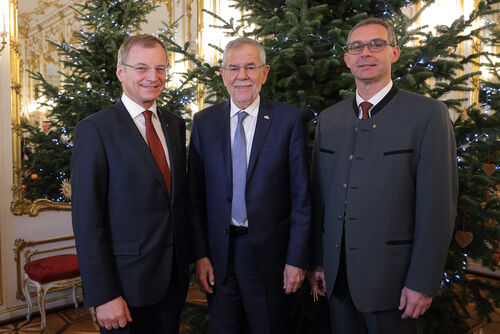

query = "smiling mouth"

[{"left": 358, "top": 64, "right": 376, "bottom": 68}]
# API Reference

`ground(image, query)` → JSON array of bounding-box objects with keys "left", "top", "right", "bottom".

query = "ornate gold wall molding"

[
  {"left": 470, "top": 0, "right": 481, "bottom": 107},
  {"left": 11, "top": 1, "right": 76, "bottom": 216}
]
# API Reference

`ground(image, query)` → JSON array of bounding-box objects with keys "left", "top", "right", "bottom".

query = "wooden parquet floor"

[{"left": 0, "top": 283, "right": 498, "bottom": 333}]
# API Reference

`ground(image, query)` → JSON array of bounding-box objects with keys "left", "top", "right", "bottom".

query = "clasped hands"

[{"left": 195, "top": 257, "right": 306, "bottom": 294}]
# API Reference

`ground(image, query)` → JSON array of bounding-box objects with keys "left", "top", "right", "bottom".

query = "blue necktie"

[{"left": 232, "top": 111, "right": 249, "bottom": 224}]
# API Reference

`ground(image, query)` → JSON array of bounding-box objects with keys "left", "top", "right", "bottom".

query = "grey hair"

[
  {"left": 347, "top": 18, "right": 397, "bottom": 45},
  {"left": 222, "top": 37, "right": 266, "bottom": 67}
]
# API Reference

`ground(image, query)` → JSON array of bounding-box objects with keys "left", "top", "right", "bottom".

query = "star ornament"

[{"left": 60, "top": 178, "right": 72, "bottom": 201}]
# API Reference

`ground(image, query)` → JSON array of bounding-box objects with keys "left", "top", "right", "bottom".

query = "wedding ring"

[{"left": 105, "top": 323, "right": 112, "bottom": 329}]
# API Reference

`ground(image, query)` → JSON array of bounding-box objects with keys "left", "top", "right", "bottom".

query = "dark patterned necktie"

[
  {"left": 360, "top": 101, "right": 373, "bottom": 120},
  {"left": 144, "top": 110, "right": 171, "bottom": 197}
]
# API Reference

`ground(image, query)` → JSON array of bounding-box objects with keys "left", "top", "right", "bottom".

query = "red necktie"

[
  {"left": 144, "top": 110, "right": 172, "bottom": 197},
  {"left": 360, "top": 101, "right": 372, "bottom": 120}
]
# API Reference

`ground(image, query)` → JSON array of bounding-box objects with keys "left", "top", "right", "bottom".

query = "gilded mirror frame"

[{"left": 9, "top": 0, "right": 71, "bottom": 216}]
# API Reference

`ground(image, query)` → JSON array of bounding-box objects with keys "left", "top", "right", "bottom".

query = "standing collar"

[
  {"left": 230, "top": 95, "right": 260, "bottom": 119},
  {"left": 121, "top": 93, "right": 158, "bottom": 118}
]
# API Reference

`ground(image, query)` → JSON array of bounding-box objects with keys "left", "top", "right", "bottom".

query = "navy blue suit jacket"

[
  {"left": 71, "top": 100, "right": 189, "bottom": 308},
  {"left": 188, "top": 97, "right": 311, "bottom": 289}
]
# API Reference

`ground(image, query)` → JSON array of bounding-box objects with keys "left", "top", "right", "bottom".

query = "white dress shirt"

[
  {"left": 355, "top": 80, "right": 393, "bottom": 119},
  {"left": 229, "top": 96, "right": 260, "bottom": 226},
  {"left": 121, "top": 93, "right": 170, "bottom": 168}
]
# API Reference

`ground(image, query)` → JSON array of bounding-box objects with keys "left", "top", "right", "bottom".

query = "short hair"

[
  {"left": 347, "top": 18, "right": 397, "bottom": 45},
  {"left": 117, "top": 34, "right": 167, "bottom": 65},
  {"left": 222, "top": 37, "right": 266, "bottom": 67}
]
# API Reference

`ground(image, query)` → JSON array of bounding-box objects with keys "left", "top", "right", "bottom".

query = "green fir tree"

[
  {"left": 218, "top": 0, "right": 500, "bottom": 332},
  {"left": 21, "top": 0, "right": 208, "bottom": 202}
]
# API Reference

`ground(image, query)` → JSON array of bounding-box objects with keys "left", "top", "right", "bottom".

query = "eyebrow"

[{"left": 228, "top": 62, "right": 258, "bottom": 67}]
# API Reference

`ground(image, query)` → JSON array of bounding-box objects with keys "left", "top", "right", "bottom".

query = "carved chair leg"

[
  {"left": 90, "top": 306, "right": 97, "bottom": 323},
  {"left": 37, "top": 286, "right": 49, "bottom": 331},
  {"left": 72, "top": 285, "right": 78, "bottom": 309},
  {"left": 22, "top": 278, "right": 32, "bottom": 321}
]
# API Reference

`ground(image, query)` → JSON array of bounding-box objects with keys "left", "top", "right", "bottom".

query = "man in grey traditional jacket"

[{"left": 309, "top": 18, "right": 458, "bottom": 334}]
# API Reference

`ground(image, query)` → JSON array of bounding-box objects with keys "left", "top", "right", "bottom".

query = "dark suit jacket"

[
  {"left": 71, "top": 100, "right": 189, "bottom": 308},
  {"left": 188, "top": 97, "right": 311, "bottom": 290},
  {"left": 311, "top": 87, "right": 458, "bottom": 312}
]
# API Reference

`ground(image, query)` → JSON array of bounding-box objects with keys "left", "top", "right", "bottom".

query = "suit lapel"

[
  {"left": 218, "top": 101, "right": 232, "bottom": 184},
  {"left": 115, "top": 100, "right": 170, "bottom": 199},
  {"left": 247, "top": 98, "right": 273, "bottom": 181}
]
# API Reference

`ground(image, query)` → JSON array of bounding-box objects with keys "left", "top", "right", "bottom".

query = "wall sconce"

[{"left": 0, "top": 12, "right": 7, "bottom": 53}]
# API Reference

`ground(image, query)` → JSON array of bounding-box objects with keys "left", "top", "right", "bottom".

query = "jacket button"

[
  {"left": 343, "top": 183, "right": 347, "bottom": 189},
  {"left": 338, "top": 215, "right": 342, "bottom": 220},
  {"left": 349, "top": 155, "right": 353, "bottom": 161},
  {"left": 227, "top": 197, "right": 232, "bottom": 202},
  {"left": 334, "top": 244, "right": 339, "bottom": 248},
  {"left": 224, "top": 229, "right": 229, "bottom": 234}
]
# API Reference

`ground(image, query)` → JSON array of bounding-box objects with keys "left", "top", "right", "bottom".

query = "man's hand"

[
  {"left": 196, "top": 257, "right": 215, "bottom": 294},
  {"left": 308, "top": 266, "right": 326, "bottom": 297},
  {"left": 283, "top": 264, "right": 306, "bottom": 294},
  {"left": 96, "top": 296, "right": 132, "bottom": 330},
  {"left": 399, "top": 286, "right": 433, "bottom": 319}
]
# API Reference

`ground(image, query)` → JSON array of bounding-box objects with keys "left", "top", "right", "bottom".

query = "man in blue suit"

[
  {"left": 71, "top": 34, "right": 189, "bottom": 333},
  {"left": 188, "top": 37, "right": 311, "bottom": 334}
]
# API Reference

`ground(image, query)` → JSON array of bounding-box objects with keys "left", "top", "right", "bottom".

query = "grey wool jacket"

[{"left": 311, "top": 87, "right": 458, "bottom": 312}]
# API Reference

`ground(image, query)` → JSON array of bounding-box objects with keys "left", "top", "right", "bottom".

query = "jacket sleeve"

[
  {"left": 310, "top": 116, "right": 324, "bottom": 268},
  {"left": 187, "top": 115, "right": 209, "bottom": 261},
  {"left": 405, "top": 101, "right": 458, "bottom": 296},
  {"left": 71, "top": 119, "right": 121, "bottom": 307},
  {"left": 285, "top": 109, "right": 312, "bottom": 269}
]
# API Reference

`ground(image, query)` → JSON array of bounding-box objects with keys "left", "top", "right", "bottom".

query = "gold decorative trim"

[
  {"left": 10, "top": 0, "right": 73, "bottom": 216},
  {"left": 470, "top": 0, "right": 481, "bottom": 107},
  {"left": 196, "top": 0, "right": 205, "bottom": 110},
  {"left": 13, "top": 236, "right": 75, "bottom": 300}
]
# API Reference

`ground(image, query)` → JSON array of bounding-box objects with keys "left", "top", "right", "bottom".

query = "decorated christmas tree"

[
  {"left": 21, "top": 0, "right": 205, "bottom": 201},
  {"left": 222, "top": 0, "right": 500, "bottom": 332}
]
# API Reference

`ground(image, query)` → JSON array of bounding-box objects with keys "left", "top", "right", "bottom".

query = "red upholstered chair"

[{"left": 22, "top": 254, "right": 81, "bottom": 331}]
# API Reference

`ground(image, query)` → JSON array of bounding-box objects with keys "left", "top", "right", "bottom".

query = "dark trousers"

[
  {"left": 99, "top": 264, "right": 185, "bottom": 334},
  {"left": 329, "top": 233, "right": 417, "bottom": 334},
  {"left": 207, "top": 232, "right": 288, "bottom": 334}
]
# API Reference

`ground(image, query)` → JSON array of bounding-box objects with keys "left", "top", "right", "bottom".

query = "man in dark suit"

[
  {"left": 188, "top": 37, "right": 311, "bottom": 334},
  {"left": 71, "top": 34, "right": 189, "bottom": 333},
  {"left": 309, "top": 18, "right": 458, "bottom": 333}
]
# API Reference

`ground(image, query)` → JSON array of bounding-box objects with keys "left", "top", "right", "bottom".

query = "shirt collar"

[
  {"left": 121, "top": 93, "right": 158, "bottom": 119},
  {"left": 356, "top": 80, "right": 393, "bottom": 107},
  {"left": 230, "top": 95, "right": 260, "bottom": 119}
]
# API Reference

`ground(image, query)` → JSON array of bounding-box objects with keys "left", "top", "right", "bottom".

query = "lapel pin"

[
  {"left": 372, "top": 124, "right": 376, "bottom": 128},
  {"left": 264, "top": 115, "right": 270, "bottom": 120}
]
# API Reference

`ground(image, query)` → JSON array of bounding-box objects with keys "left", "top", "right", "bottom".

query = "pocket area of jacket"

[
  {"left": 319, "top": 147, "right": 335, "bottom": 154},
  {"left": 383, "top": 149, "right": 414, "bottom": 156}
]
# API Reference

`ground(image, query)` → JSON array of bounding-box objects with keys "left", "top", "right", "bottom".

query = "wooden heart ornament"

[
  {"left": 455, "top": 231, "right": 473, "bottom": 248},
  {"left": 482, "top": 163, "right": 496, "bottom": 176},
  {"left": 484, "top": 219, "right": 497, "bottom": 227}
]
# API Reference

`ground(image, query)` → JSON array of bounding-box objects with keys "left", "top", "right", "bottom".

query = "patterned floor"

[
  {"left": 0, "top": 285, "right": 498, "bottom": 333},
  {"left": 0, "top": 307, "right": 98, "bottom": 333}
]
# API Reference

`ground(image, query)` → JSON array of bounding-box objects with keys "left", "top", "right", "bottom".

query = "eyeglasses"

[
  {"left": 120, "top": 63, "right": 168, "bottom": 74},
  {"left": 346, "top": 39, "right": 395, "bottom": 55},
  {"left": 223, "top": 64, "right": 265, "bottom": 76}
]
